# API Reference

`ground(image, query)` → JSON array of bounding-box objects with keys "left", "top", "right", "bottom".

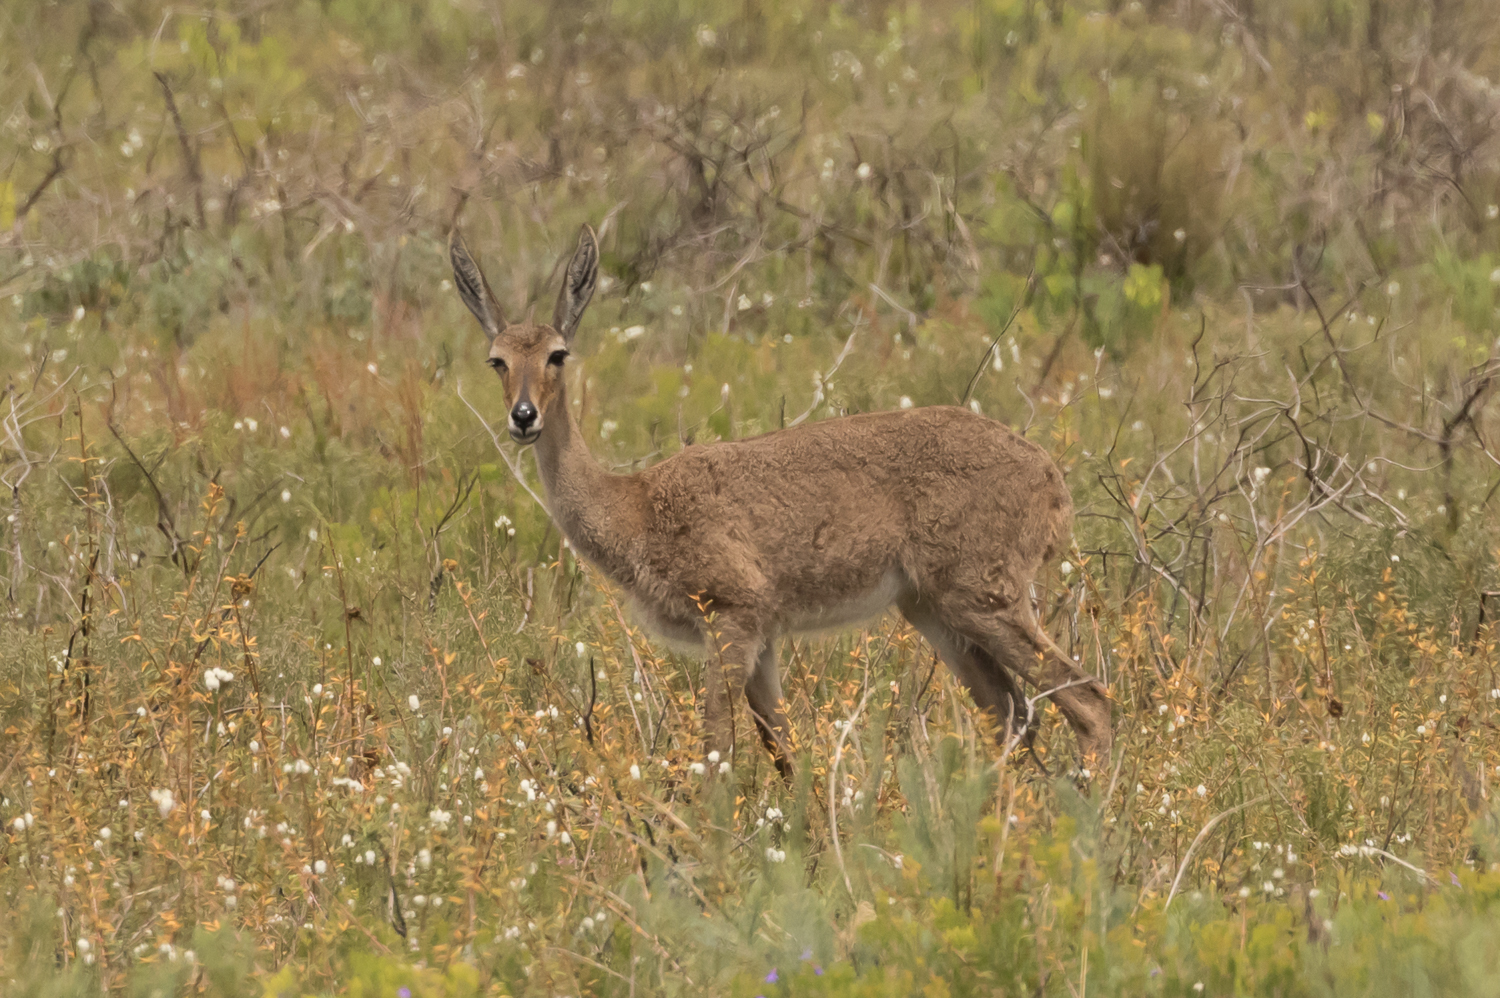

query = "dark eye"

[
  {"left": 488, "top": 357, "right": 507, "bottom": 372},
  {"left": 547, "top": 349, "right": 569, "bottom": 366}
]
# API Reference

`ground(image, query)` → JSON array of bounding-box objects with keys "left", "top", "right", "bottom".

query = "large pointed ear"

[
  {"left": 552, "top": 224, "right": 599, "bottom": 343},
  {"left": 449, "top": 229, "right": 505, "bottom": 339}
]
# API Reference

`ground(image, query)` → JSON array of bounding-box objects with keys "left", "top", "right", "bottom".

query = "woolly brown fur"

[{"left": 451, "top": 225, "right": 1112, "bottom": 776}]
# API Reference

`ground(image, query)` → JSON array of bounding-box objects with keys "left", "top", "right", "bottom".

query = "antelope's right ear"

[
  {"left": 552, "top": 224, "right": 599, "bottom": 343},
  {"left": 449, "top": 229, "right": 505, "bottom": 340}
]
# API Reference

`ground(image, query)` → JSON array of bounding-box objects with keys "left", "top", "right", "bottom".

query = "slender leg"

[
  {"left": 905, "top": 590, "right": 1111, "bottom": 763},
  {"left": 746, "top": 638, "right": 794, "bottom": 779},
  {"left": 899, "top": 601, "right": 1030, "bottom": 743},
  {"left": 982, "top": 604, "right": 1112, "bottom": 763},
  {"left": 701, "top": 620, "right": 761, "bottom": 764}
]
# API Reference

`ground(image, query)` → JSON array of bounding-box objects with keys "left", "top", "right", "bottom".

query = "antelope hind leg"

[
  {"left": 899, "top": 602, "right": 1032, "bottom": 746},
  {"left": 988, "top": 606, "right": 1112, "bottom": 764}
]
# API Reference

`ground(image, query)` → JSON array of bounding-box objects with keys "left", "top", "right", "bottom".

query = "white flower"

[
  {"left": 149, "top": 788, "right": 175, "bottom": 819},
  {"left": 898, "top": 396, "right": 913, "bottom": 409},
  {"left": 766, "top": 847, "right": 786, "bottom": 863},
  {"left": 429, "top": 809, "right": 452, "bottom": 827},
  {"left": 737, "top": 294, "right": 752, "bottom": 311},
  {"left": 629, "top": 764, "right": 641, "bottom": 780},
  {"left": 689, "top": 762, "right": 706, "bottom": 776},
  {"left": 1059, "top": 561, "right": 1073, "bottom": 576},
  {"left": 623, "top": 325, "right": 645, "bottom": 340},
  {"left": 249, "top": 740, "right": 261, "bottom": 754},
  {"left": 719, "top": 761, "right": 731, "bottom": 774},
  {"left": 707, "top": 751, "right": 720, "bottom": 764},
  {"left": 366, "top": 362, "right": 378, "bottom": 375},
  {"left": 1195, "top": 784, "right": 1207, "bottom": 797},
  {"left": 576, "top": 641, "right": 587, "bottom": 658},
  {"left": 1174, "top": 228, "right": 1187, "bottom": 242},
  {"left": 408, "top": 695, "right": 420, "bottom": 712},
  {"left": 1386, "top": 281, "right": 1400, "bottom": 296},
  {"left": 76, "top": 938, "right": 90, "bottom": 954},
  {"left": 696, "top": 24, "right": 717, "bottom": 47},
  {"left": 855, "top": 162, "right": 872, "bottom": 180},
  {"left": 560, "top": 830, "right": 572, "bottom": 844},
  {"left": 280, "top": 426, "right": 291, "bottom": 439},
  {"left": 281, "top": 489, "right": 292, "bottom": 503},
  {"left": 203, "top": 669, "right": 221, "bottom": 692},
  {"left": 314, "top": 860, "right": 327, "bottom": 875},
  {"left": 10, "top": 817, "right": 24, "bottom": 832}
]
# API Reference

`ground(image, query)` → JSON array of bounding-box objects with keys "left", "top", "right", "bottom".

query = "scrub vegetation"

[{"left": 5, "top": 1, "right": 1500, "bottom": 994}]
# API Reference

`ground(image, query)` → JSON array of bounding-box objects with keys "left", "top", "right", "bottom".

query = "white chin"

[{"left": 508, "top": 427, "right": 541, "bottom": 445}]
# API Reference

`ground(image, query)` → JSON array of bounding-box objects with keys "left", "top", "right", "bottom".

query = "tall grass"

[{"left": 6, "top": 1, "right": 1500, "bottom": 995}]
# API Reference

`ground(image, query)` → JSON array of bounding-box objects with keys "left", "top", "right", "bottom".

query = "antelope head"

[{"left": 449, "top": 225, "right": 599, "bottom": 444}]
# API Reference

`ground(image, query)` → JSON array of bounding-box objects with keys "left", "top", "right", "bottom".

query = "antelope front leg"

[
  {"left": 747, "top": 640, "right": 794, "bottom": 780},
  {"left": 702, "top": 623, "right": 761, "bottom": 766}
]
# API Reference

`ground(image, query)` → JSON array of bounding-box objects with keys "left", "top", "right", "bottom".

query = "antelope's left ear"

[
  {"left": 552, "top": 224, "right": 599, "bottom": 343},
  {"left": 450, "top": 229, "right": 506, "bottom": 340}
]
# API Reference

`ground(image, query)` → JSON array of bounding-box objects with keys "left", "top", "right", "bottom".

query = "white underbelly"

[
  {"left": 784, "top": 569, "right": 904, "bottom": 634},
  {"left": 627, "top": 599, "right": 707, "bottom": 654},
  {"left": 625, "top": 570, "right": 906, "bottom": 654}
]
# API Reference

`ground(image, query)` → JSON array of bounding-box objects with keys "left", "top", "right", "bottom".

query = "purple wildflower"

[
  {"left": 398, "top": 989, "right": 411, "bottom": 998},
  {"left": 765, "top": 969, "right": 779, "bottom": 984},
  {"left": 814, "top": 966, "right": 824, "bottom": 976},
  {"left": 801, "top": 949, "right": 813, "bottom": 961},
  {"left": 1451, "top": 871, "right": 1462, "bottom": 887},
  {"left": 1377, "top": 891, "right": 1390, "bottom": 901}
]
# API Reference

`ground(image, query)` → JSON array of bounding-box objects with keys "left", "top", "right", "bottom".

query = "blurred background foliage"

[
  {"left": 7, "top": 1, "right": 1500, "bottom": 995},
  {"left": 4, "top": 0, "right": 1499, "bottom": 350}
]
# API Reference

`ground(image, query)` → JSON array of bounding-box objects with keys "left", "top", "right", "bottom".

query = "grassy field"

[{"left": 6, "top": 1, "right": 1500, "bottom": 995}]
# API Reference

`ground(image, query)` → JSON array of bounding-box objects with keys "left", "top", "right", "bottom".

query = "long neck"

[{"left": 531, "top": 381, "right": 641, "bottom": 584}]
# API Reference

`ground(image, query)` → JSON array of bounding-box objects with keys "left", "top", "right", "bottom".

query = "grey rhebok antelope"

[{"left": 449, "top": 223, "right": 1112, "bottom": 776}]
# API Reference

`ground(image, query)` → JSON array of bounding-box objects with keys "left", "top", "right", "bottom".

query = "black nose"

[{"left": 511, "top": 401, "right": 538, "bottom": 431}]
